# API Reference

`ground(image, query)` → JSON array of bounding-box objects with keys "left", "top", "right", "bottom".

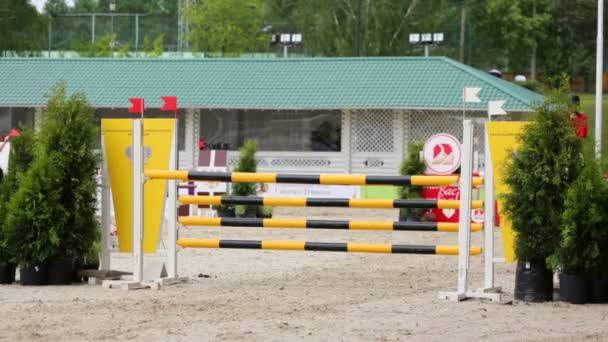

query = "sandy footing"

[{"left": 1, "top": 208, "right": 607, "bottom": 341}]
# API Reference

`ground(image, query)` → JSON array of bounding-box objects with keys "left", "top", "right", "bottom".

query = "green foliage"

[
  {"left": 5, "top": 153, "right": 65, "bottom": 265},
  {"left": 187, "top": 0, "right": 268, "bottom": 56},
  {"left": 502, "top": 77, "right": 583, "bottom": 261},
  {"left": 117, "top": 42, "right": 132, "bottom": 58},
  {"left": 516, "top": 80, "right": 542, "bottom": 92},
  {"left": 232, "top": 140, "right": 258, "bottom": 197},
  {"left": 142, "top": 33, "right": 166, "bottom": 57},
  {"left": 72, "top": 34, "right": 112, "bottom": 57},
  {"left": 6, "top": 83, "right": 100, "bottom": 266},
  {"left": 548, "top": 146, "right": 608, "bottom": 274},
  {"left": 399, "top": 142, "right": 426, "bottom": 198},
  {"left": 0, "top": 128, "right": 36, "bottom": 263},
  {"left": 257, "top": 206, "right": 273, "bottom": 218},
  {"left": 44, "top": 0, "right": 69, "bottom": 16},
  {"left": 267, "top": 0, "right": 434, "bottom": 57},
  {"left": 153, "top": 33, "right": 165, "bottom": 57},
  {"left": 230, "top": 140, "right": 259, "bottom": 215},
  {"left": 0, "top": 0, "right": 46, "bottom": 56},
  {"left": 398, "top": 142, "right": 426, "bottom": 219},
  {"left": 142, "top": 35, "right": 153, "bottom": 56},
  {"left": 84, "top": 240, "right": 100, "bottom": 265},
  {"left": 5, "top": 128, "right": 37, "bottom": 194}
]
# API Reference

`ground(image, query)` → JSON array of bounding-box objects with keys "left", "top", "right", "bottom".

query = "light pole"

[
  {"left": 409, "top": 32, "right": 444, "bottom": 57},
  {"left": 595, "top": 0, "right": 604, "bottom": 158},
  {"left": 110, "top": 0, "right": 116, "bottom": 56},
  {"left": 272, "top": 33, "right": 303, "bottom": 58},
  {"left": 354, "top": 0, "right": 362, "bottom": 56}
]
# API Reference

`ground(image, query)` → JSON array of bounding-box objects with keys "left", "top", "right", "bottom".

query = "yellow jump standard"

[
  {"left": 177, "top": 238, "right": 483, "bottom": 255},
  {"left": 179, "top": 217, "right": 484, "bottom": 232},
  {"left": 178, "top": 195, "right": 483, "bottom": 209},
  {"left": 145, "top": 170, "right": 483, "bottom": 186}
]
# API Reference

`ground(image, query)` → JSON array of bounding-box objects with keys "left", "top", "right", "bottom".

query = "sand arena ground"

[{"left": 1, "top": 207, "right": 607, "bottom": 342}]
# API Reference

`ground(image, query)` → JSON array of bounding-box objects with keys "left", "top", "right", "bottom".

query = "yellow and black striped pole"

[
  {"left": 177, "top": 238, "right": 483, "bottom": 255},
  {"left": 145, "top": 170, "right": 483, "bottom": 186},
  {"left": 179, "top": 217, "right": 484, "bottom": 233},
  {"left": 178, "top": 195, "right": 483, "bottom": 209}
]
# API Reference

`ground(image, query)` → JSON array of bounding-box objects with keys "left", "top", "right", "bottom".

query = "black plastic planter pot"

[
  {"left": 514, "top": 259, "right": 554, "bottom": 302},
  {"left": 47, "top": 256, "right": 74, "bottom": 285},
  {"left": 20, "top": 262, "right": 48, "bottom": 286},
  {"left": 0, "top": 263, "right": 16, "bottom": 284},
  {"left": 217, "top": 208, "right": 236, "bottom": 218},
  {"left": 559, "top": 274, "right": 587, "bottom": 304},
  {"left": 586, "top": 273, "right": 608, "bottom": 304}
]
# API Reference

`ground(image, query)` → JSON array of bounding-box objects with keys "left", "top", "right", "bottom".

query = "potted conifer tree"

[
  {"left": 398, "top": 142, "right": 426, "bottom": 221},
  {"left": 0, "top": 128, "right": 36, "bottom": 284},
  {"left": 6, "top": 83, "right": 100, "bottom": 285},
  {"left": 549, "top": 147, "right": 608, "bottom": 304},
  {"left": 502, "top": 80, "right": 582, "bottom": 302}
]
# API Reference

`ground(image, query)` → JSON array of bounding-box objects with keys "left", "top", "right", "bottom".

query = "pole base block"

[
  {"left": 438, "top": 290, "right": 502, "bottom": 302},
  {"left": 153, "top": 276, "right": 189, "bottom": 289},
  {"left": 476, "top": 286, "right": 503, "bottom": 294},
  {"left": 102, "top": 280, "right": 151, "bottom": 291}
]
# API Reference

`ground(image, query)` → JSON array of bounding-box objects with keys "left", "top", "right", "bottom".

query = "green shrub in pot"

[
  {"left": 549, "top": 146, "right": 608, "bottom": 303},
  {"left": 502, "top": 78, "right": 583, "bottom": 302},
  {"left": 6, "top": 83, "right": 100, "bottom": 285}
]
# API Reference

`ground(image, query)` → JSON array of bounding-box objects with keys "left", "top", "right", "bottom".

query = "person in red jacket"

[{"left": 569, "top": 94, "right": 588, "bottom": 138}]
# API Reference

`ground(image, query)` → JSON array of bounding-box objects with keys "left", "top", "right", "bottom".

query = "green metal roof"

[{"left": 0, "top": 57, "right": 542, "bottom": 111}]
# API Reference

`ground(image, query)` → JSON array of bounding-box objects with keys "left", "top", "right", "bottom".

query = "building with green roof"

[{"left": 0, "top": 57, "right": 541, "bottom": 175}]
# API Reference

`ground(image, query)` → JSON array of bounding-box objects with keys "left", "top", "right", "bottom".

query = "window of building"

[
  {"left": 95, "top": 108, "right": 186, "bottom": 150},
  {"left": 200, "top": 109, "right": 342, "bottom": 152}
]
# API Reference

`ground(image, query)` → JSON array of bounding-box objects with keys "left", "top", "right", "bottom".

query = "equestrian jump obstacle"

[
  {"left": 107, "top": 119, "right": 500, "bottom": 301},
  {"left": 172, "top": 191, "right": 485, "bottom": 257}
]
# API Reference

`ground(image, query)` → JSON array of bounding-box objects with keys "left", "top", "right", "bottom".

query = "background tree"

[
  {"left": 44, "top": 0, "right": 69, "bottom": 16},
  {"left": 187, "top": 0, "right": 268, "bottom": 56},
  {"left": 0, "top": 0, "right": 46, "bottom": 56}
]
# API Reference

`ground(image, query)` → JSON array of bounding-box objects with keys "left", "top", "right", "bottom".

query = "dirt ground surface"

[{"left": 1, "top": 207, "right": 608, "bottom": 342}]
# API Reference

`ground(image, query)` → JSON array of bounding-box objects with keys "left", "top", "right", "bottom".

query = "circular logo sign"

[{"left": 423, "top": 133, "right": 462, "bottom": 175}]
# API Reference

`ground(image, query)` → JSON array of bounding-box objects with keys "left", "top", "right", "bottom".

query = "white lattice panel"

[
  {"left": 352, "top": 109, "right": 397, "bottom": 153},
  {"left": 227, "top": 151, "right": 345, "bottom": 174},
  {"left": 350, "top": 109, "right": 402, "bottom": 174}
]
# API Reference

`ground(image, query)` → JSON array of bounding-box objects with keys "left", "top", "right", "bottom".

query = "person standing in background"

[{"left": 569, "top": 94, "right": 588, "bottom": 138}]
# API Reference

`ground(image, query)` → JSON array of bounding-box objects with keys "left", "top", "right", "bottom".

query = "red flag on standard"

[
  {"left": 161, "top": 96, "right": 177, "bottom": 111},
  {"left": 161, "top": 96, "right": 178, "bottom": 118},
  {"left": 128, "top": 98, "right": 145, "bottom": 114}
]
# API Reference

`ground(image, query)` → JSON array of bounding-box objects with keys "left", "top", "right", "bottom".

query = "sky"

[{"left": 30, "top": 0, "right": 75, "bottom": 13}]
